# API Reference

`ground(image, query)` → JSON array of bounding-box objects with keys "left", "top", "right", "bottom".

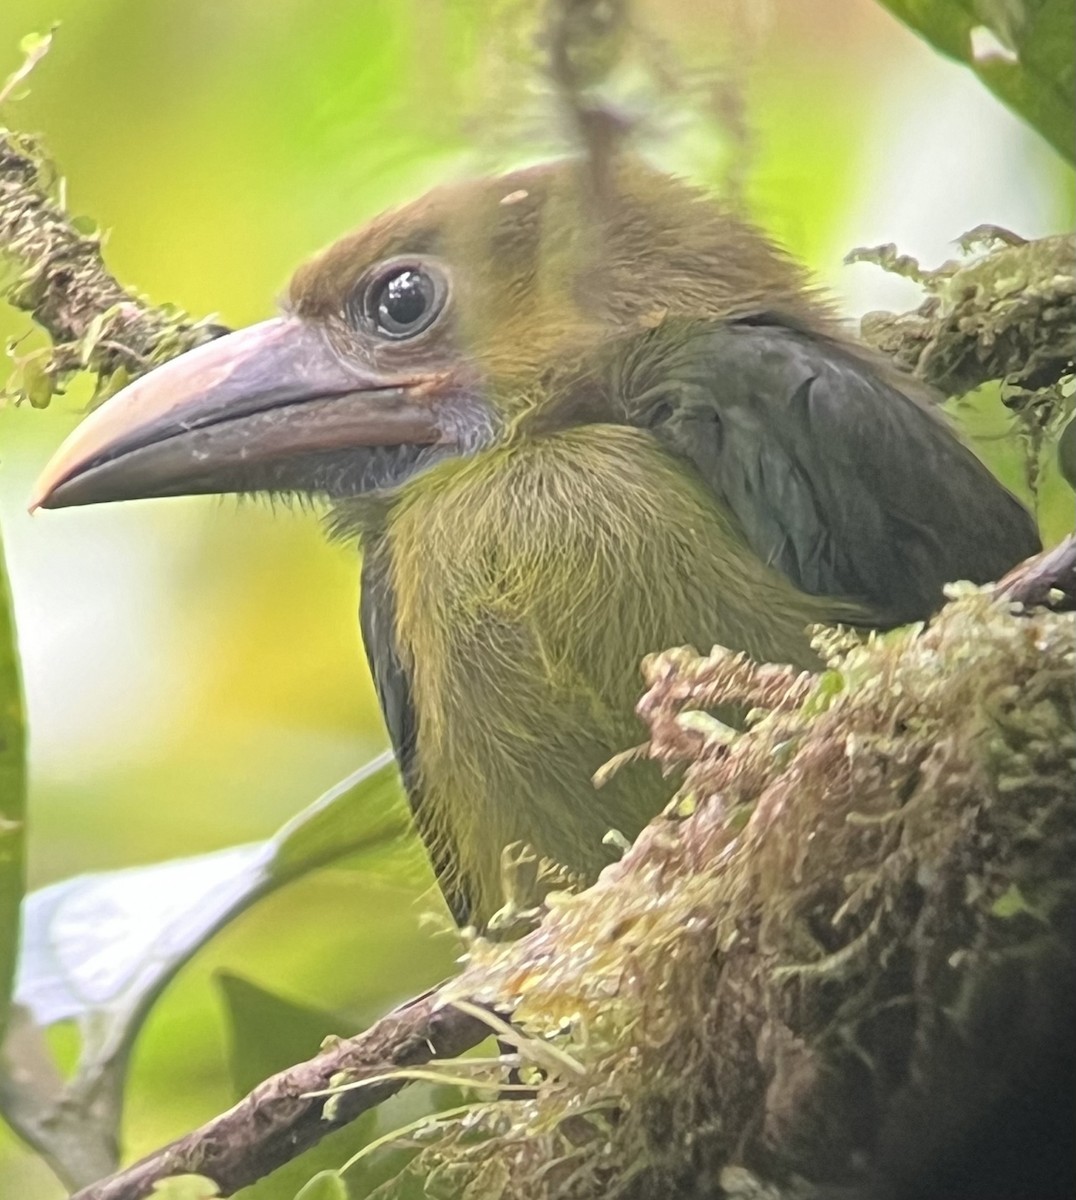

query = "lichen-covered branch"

[
  {"left": 850, "top": 230, "right": 1076, "bottom": 502},
  {"left": 850, "top": 230, "right": 1076, "bottom": 397},
  {"left": 0, "top": 127, "right": 222, "bottom": 408}
]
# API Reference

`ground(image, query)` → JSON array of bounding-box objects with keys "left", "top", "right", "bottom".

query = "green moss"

[{"left": 381, "top": 593, "right": 1075, "bottom": 1198}]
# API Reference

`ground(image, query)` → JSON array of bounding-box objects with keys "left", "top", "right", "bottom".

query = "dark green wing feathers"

[
  {"left": 640, "top": 322, "right": 1039, "bottom": 623},
  {"left": 359, "top": 537, "right": 471, "bottom": 925}
]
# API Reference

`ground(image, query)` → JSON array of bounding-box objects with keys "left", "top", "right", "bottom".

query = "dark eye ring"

[{"left": 360, "top": 262, "right": 447, "bottom": 340}]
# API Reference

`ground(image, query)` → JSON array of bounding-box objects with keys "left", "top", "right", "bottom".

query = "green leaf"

[
  {"left": 1057, "top": 415, "right": 1076, "bottom": 491},
  {"left": 268, "top": 752, "right": 410, "bottom": 884},
  {"left": 992, "top": 882, "right": 1027, "bottom": 917},
  {"left": 990, "top": 881, "right": 1045, "bottom": 920},
  {"left": 13, "top": 752, "right": 406, "bottom": 1044},
  {"left": 216, "top": 972, "right": 357, "bottom": 1099},
  {"left": 17, "top": 351, "right": 55, "bottom": 409},
  {"left": 0, "top": 753, "right": 410, "bottom": 1182},
  {"left": 293, "top": 1171, "right": 348, "bottom": 1200},
  {"left": 0, "top": 521, "right": 27, "bottom": 1046},
  {"left": 875, "top": 0, "right": 1075, "bottom": 162}
]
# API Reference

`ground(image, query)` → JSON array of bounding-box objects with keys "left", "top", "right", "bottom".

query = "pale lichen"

[{"left": 850, "top": 231, "right": 1076, "bottom": 501}]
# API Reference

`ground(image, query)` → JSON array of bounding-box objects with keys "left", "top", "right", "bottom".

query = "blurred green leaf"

[
  {"left": 876, "top": 0, "right": 1075, "bottom": 162},
  {"left": 1058, "top": 415, "right": 1076, "bottom": 490},
  {"left": 217, "top": 972, "right": 357, "bottom": 1099},
  {"left": 15, "top": 842, "right": 272, "bottom": 1033},
  {"left": 13, "top": 752, "right": 405, "bottom": 1043},
  {"left": 991, "top": 882, "right": 1026, "bottom": 917},
  {"left": 0, "top": 523, "right": 26, "bottom": 1046},
  {"left": 0, "top": 753, "right": 408, "bottom": 1188},
  {"left": 15, "top": 351, "right": 55, "bottom": 409},
  {"left": 269, "top": 753, "right": 410, "bottom": 884},
  {"left": 293, "top": 1171, "right": 348, "bottom": 1200}
]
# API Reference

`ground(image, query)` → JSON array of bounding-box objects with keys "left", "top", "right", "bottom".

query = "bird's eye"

[{"left": 366, "top": 265, "right": 445, "bottom": 339}]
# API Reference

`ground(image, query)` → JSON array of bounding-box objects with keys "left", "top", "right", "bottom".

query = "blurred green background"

[{"left": 0, "top": 1, "right": 1072, "bottom": 1195}]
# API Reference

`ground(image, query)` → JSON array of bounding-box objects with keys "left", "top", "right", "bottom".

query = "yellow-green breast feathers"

[{"left": 385, "top": 425, "right": 848, "bottom": 920}]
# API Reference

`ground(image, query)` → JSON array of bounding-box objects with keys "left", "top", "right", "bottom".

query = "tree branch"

[
  {"left": 61, "top": 591, "right": 1076, "bottom": 1200},
  {"left": 69, "top": 992, "right": 489, "bottom": 1200},
  {"left": 0, "top": 128, "right": 222, "bottom": 408},
  {"left": 850, "top": 230, "right": 1076, "bottom": 396},
  {"left": 999, "top": 531, "right": 1076, "bottom": 609}
]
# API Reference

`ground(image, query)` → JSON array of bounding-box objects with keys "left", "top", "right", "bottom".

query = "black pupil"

[{"left": 377, "top": 270, "right": 432, "bottom": 333}]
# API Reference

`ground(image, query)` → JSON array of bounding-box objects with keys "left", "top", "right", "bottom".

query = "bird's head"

[{"left": 31, "top": 158, "right": 818, "bottom": 513}]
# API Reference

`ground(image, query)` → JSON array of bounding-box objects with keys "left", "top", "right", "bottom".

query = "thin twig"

[{"left": 998, "top": 532, "right": 1076, "bottom": 611}]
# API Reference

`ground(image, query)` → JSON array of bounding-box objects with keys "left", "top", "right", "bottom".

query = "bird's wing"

[
  {"left": 640, "top": 322, "right": 1040, "bottom": 623},
  {"left": 359, "top": 540, "right": 471, "bottom": 925}
]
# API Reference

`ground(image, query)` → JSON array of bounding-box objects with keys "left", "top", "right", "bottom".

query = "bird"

[{"left": 31, "top": 158, "right": 1040, "bottom": 928}]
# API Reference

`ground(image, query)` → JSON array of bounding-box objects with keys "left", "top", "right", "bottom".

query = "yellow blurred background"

[{"left": 0, "top": 1, "right": 1072, "bottom": 1195}]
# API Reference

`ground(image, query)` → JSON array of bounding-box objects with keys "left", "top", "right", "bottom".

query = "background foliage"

[{"left": 0, "top": 1, "right": 1072, "bottom": 1196}]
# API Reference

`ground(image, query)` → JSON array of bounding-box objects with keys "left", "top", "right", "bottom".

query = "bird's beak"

[{"left": 30, "top": 318, "right": 449, "bottom": 511}]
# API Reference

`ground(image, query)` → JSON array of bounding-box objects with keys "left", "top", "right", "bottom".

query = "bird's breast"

[{"left": 377, "top": 425, "right": 831, "bottom": 921}]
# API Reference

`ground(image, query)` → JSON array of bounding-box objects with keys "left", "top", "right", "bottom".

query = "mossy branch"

[
  {"left": 0, "top": 127, "right": 222, "bottom": 409},
  {"left": 427, "top": 592, "right": 1074, "bottom": 1200},
  {"left": 851, "top": 230, "right": 1076, "bottom": 499},
  {"left": 849, "top": 229, "right": 1076, "bottom": 397}
]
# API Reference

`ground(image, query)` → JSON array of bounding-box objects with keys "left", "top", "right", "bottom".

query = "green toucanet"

[{"left": 32, "top": 160, "right": 1039, "bottom": 926}]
